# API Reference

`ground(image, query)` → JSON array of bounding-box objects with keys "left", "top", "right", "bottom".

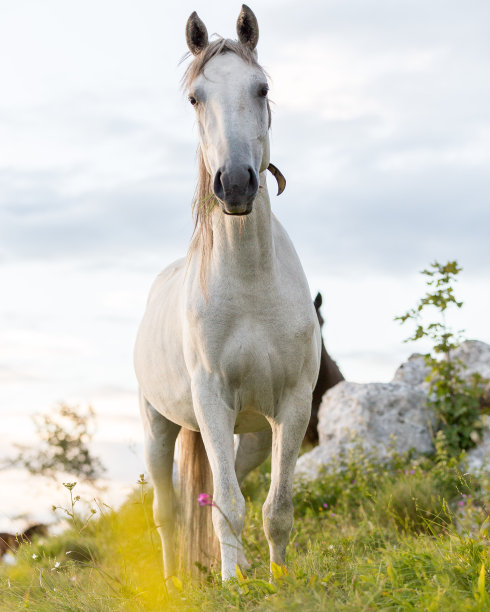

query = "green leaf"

[
  {"left": 170, "top": 575, "right": 183, "bottom": 592},
  {"left": 476, "top": 563, "right": 486, "bottom": 602}
]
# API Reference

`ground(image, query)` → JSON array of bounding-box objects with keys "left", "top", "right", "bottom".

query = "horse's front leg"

[
  {"left": 192, "top": 381, "right": 245, "bottom": 581},
  {"left": 263, "top": 389, "right": 311, "bottom": 567}
]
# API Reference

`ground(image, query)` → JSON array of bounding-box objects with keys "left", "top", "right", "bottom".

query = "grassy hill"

[{"left": 1, "top": 443, "right": 488, "bottom": 611}]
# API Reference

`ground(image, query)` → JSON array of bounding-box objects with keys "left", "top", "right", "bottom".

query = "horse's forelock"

[{"left": 182, "top": 38, "right": 263, "bottom": 92}]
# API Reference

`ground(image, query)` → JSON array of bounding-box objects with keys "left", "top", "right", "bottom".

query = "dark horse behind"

[{"left": 305, "top": 292, "right": 344, "bottom": 444}]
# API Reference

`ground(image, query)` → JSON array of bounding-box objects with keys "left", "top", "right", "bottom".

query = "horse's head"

[{"left": 185, "top": 6, "right": 270, "bottom": 216}]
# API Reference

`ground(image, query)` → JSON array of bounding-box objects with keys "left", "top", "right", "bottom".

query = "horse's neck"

[{"left": 210, "top": 172, "right": 275, "bottom": 279}]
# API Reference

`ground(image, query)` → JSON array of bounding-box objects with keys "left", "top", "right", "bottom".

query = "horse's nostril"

[
  {"left": 213, "top": 169, "right": 225, "bottom": 200},
  {"left": 247, "top": 167, "right": 258, "bottom": 196}
]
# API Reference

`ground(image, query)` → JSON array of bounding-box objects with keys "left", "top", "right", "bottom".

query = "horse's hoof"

[{"left": 237, "top": 551, "right": 251, "bottom": 570}]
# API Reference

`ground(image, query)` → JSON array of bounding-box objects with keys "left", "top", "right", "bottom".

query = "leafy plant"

[
  {"left": 292, "top": 437, "right": 473, "bottom": 535},
  {"left": 396, "top": 260, "right": 488, "bottom": 454},
  {"left": 7, "top": 402, "right": 105, "bottom": 481}
]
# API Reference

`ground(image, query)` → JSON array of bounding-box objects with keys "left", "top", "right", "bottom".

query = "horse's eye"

[
  {"left": 259, "top": 86, "right": 269, "bottom": 98},
  {"left": 189, "top": 96, "right": 197, "bottom": 106}
]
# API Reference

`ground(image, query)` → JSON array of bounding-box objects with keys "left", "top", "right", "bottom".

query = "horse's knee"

[
  {"left": 153, "top": 501, "right": 171, "bottom": 529},
  {"left": 213, "top": 486, "right": 245, "bottom": 539},
  {"left": 152, "top": 484, "right": 177, "bottom": 526},
  {"left": 262, "top": 496, "right": 293, "bottom": 547}
]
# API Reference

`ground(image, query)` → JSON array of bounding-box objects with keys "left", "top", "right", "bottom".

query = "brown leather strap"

[{"left": 267, "top": 163, "right": 286, "bottom": 195}]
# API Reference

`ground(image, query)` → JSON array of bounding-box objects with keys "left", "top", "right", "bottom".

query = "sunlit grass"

[{"left": 1, "top": 448, "right": 488, "bottom": 611}]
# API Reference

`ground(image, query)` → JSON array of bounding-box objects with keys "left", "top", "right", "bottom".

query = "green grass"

[{"left": 1, "top": 446, "right": 488, "bottom": 611}]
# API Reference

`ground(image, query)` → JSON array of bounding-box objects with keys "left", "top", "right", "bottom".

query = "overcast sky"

[{"left": 1, "top": 0, "right": 489, "bottom": 524}]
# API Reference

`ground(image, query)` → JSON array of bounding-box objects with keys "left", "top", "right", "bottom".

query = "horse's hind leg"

[
  {"left": 234, "top": 429, "right": 272, "bottom": 568},
  {"left": 139, "top": 393, "right": 181, "bottom": 578},
  {"left": 235, "top": 428, "right": 272, "bottom": 486}
]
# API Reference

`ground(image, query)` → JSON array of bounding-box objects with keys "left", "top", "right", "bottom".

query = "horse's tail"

[{"left": 177, "top": 428, "right": 219, "bottom": 576}]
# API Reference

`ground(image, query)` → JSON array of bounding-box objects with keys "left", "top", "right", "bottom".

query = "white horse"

[{"left": 134, "top": 5, "right": 320, "bottom": 582}]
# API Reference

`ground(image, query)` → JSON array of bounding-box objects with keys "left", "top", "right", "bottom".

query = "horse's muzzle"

[{"left": 213, "top": 165, "right": 258, "bottom": 215}]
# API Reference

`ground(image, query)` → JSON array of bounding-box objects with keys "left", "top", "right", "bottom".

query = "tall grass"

[{"left": 1, "top": 445, "right": 488, "bottom": 611}]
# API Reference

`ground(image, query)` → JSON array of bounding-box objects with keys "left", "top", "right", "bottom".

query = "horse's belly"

[{"left": 234, "top": 410, "right": 269, "bottom": 433}]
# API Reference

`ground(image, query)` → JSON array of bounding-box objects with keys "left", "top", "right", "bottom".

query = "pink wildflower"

[{"left": 197, "top": 493, "right": 214, "bottom": 507}]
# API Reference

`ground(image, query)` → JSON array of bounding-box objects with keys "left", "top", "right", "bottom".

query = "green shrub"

[{"left": 396, "top": 260, "right": 489, "bottom": 454}]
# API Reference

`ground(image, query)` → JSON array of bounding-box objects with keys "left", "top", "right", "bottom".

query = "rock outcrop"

[
  {"left": 296, "top": 340, "right": 490, "bottom": 479},
  {"left": 296, "top": 381, "right": 433, "bottom": 479},
  {"left": 453, "top": 341, "right": 490, "bottom": 471},
  {"left": 392, "top": 353, "right": 430, "bottom": 388}
]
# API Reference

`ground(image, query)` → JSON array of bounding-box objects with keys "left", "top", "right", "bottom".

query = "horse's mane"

[{"left": 182, "top": 38, "right": 270, "bottom": 288}]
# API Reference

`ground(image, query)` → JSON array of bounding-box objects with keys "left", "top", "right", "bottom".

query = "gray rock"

[
  {"left": 466, "top": 417, "right": 490, "bottom": 472},
  {"left": 295, "top": 381, "right": 434, "bottom": 480},
  {"left": 393, "top": 341, "right": 490, "bottom": 388},
  {"left": 453, "top": 340, "right": 490, "bottom": 379},
  {"left": 448, "top": 341, "right": 490, "bottom": 472},
  {"left": 459, "top": 338, "right": 490, "bottom": 402},
  {"left": 295, "top": 340, "right": 490, "bottom": 481},
  {"left": 392, "top": 353, "right": 430, "bottom": 388},
  {"left": 392, "top": 341, "right": 490, "bottom": 390},
  {"left": 393, "top": 342, "right": 490, "bottom": 473},
  {"left": 454, "top": 341, "right": 490, "bottom": 472}
]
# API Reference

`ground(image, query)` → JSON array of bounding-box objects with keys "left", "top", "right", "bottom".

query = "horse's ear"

[
  {"left": 236, "top": 4, "right": 259, "bottom": 50},
  {"left": 314, "top": 292, "right": 323, "bottom": 309},
  {"left": 186, "top": 11, "right": 209, "bottom": 56}
]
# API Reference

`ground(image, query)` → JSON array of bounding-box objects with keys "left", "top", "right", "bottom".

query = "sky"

[{"left": 1, "top": 0, "right": 489, "bottom": 528}]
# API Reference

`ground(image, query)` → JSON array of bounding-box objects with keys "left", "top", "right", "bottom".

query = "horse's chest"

[{"left": 196, "top": 311, "right": 314, "bottom": 409}]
